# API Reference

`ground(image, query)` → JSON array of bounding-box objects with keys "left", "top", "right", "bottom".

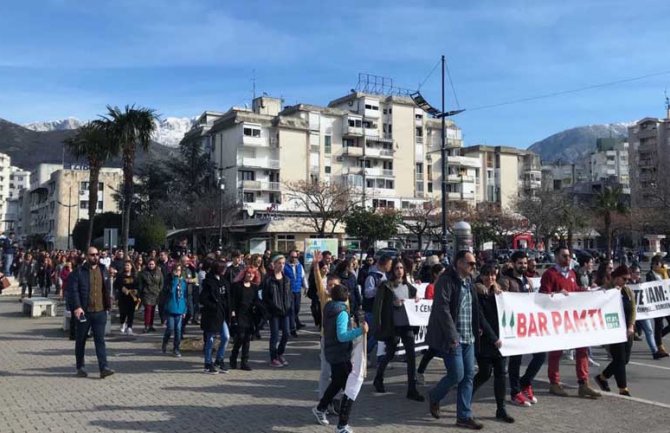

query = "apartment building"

[
  {"left": 0, "top": 154, "right": 32, "bottom": 232},
  {"left": 184, "top": 91, "right": 476, "bottom": 251},
  {"left": 462, "top": 145, "right": 541, "bottom": 209},
  {"left": 541, "top": 161, "right": 590, "bottom": 191},
  {"left": 17, "top": 164, "right": 122, "bottom": 249},
  {"left": 628, "top": 110, "right": 670, "bottom": 209},
  {"left": 589, "top": 138, "right": 630, "bottom": 192}
]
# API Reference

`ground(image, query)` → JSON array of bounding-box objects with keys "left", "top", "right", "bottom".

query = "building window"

[
  {"left": 427, "top": 182, "right": 433, "bottom": 193},
  {"left": 385, "top": 180, "right": 394, "bottom": 189},
  {"left": 366, "top": 179, "right": 374, "bottom": 188},
  {"left": 239, "top": 171, "right": 255, "bottom": 181},
  {"left": 269, "top": 193, "right": 281, "bottom": 204},
  {"left": 276, "top": 234, "right": 296, "bottom": 253},
  {"left": 324, "top": 135, "right": 332, "bottom": 154},
  {"left": 325, "top": 166, "right": 331, "bottom": 174},
  {"left": 243, "top": 192, "right": 255, "bottom": 203},
  {"left": 98, "top": 201, "right": 103, "bottom": 210},
  {"left": 80, "top": 200, "right": 88, "bottom": 209},
  {"left": 243, "top": 127, "right": 261, "bottom": 137},
  {"left": 348, "top": 119, "right": 362, "bottom": 128}
]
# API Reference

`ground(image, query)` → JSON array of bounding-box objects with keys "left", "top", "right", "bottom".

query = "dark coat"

[
  {"left": 261, "top": 272, "right": 292, "bottom": 317},
  {"left": 339, "top": 270, "right": 361, "bottom": 315},
  {"left": 372, "top": 280, "right": 418, "bottom": 340},
  {"left": 474, "top": 282, "right": 502, "bottom": 358},
  {"left": 66, "top": 263, "right": 112, "bottom": 313},
  {"left": 138, "top": 269, "right": 163, "bottom": 305},
  {"left": 199, "top": 273, "right": 229, "bottom": 333},
  {"left": 231, "top": 281, "right": 259, "bottom": 329},
  {"left": 425, "top": 267, "right": 487, "bottom": 354}
]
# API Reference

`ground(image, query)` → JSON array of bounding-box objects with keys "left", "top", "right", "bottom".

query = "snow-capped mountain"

[
  {"left": 23, "top": 116, "right": 197, "bottom": 147},
  {"left": 24, "top": 117, "right": 84, "bottom": 132}
]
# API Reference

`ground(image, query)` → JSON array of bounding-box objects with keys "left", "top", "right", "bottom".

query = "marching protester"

[
  {"left": 162, "top": 264, "right": 187, "bottom": 357},
  {"left": 180, "top": 255, "right": 198, "bottom": 335},
  {"left": 284, "top": 249, "right": 307, "bottom": 337},
  {"left": 631, "top": 264, "right": 667, "bottom": 359},
  {"left": 471, "top": 263, "right": 514, "bottom": 423},
  {"left": 139, "top": 258, "right": 163, "bottom": 333},
  {"left": 223, "top": 250, "right": 245, "bottom": 288},
  {"left": 200, "top": 260, "right": 230, "bottom": 374},
  {"left": 595, "top": 265, "right": 636, "bottom": 396},
  {"left": 311, "top": 283, "right": 368, "bottom": 433},
  {"left": 499, "top": 251, "right": 544, "bottom": 407},
  {"left": 229, "top": 267, "right": 260, "bottom": 371},
  {"left": 114, "top": 260, "right": 138, "bottom": 335},
  {"left": 19, "top": 252, "right": 37, "bottom": 299},
  {"left": 67, "top": 247, "right": 114, "bottom": 379},
  {"left": 372, "top": 258, "right": 424, "bottom": 402},
  {"left": 363, "top": 254, "right": 392, "bottom": 360},
  {"left": 157, "top": 250, "right": 172, "bottom": 326},
  {"left": 262, "top": 255, "right": 292, "bottom": 367},
  {"left": 426, "top": 250, "right": 484, "bottom": 429},
  {"left": 416, "top": 262, "right": 444, "bottom": 385},
  {"left": 335, "top": 257, "right": 362, "bottom": 319},
  {"left": 647, "top": 254, "right": 670, "bottom": 356},
  {"left": 525, "top": 258, "right": 539, "bottom": 278},
  {"left": 539, "top": 246, "right": 601, "bottom": 399}
]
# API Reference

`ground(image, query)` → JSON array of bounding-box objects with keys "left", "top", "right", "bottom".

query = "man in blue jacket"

[
  {"left": 66, "top": 246, "right": 114, "bottom": 379},
  {"left": 284, "top": 249, "right": 307, "bottom": 337}
]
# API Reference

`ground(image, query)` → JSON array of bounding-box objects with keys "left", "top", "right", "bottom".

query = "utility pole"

[
  {"left": 440, "top": 55, "right": 448, "bottom": 257},
  {"left": 57, "top": 175, "right": 77, "bottom": 250}
]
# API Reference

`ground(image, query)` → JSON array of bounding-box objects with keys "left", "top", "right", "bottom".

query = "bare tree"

[
  {"left": 400, "top": 200, "right": 441, "bottom": 251},
  {"left": 514, "top": 190, "right": 563, "bottom": 249},
  {"left": 284, "top": 180, "right": 359, "bottom": 237}
]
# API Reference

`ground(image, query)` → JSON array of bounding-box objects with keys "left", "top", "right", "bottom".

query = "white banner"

[
  {"left": 631, "top": 280, "right": 670, "bottom": 321},
  {"left": 345, "top": 336, "right": 366, "bottom": 401},
  {"left": 404, "top": 299, "right": 432, "bottom": 327},
  {"left": 495, "top": 290, "right": 627, "bottom": 357}
]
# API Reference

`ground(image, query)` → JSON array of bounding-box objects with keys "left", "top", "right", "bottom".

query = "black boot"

[
  {"left": 407, "top": 386, "right": 425, "bottom": 402},
  {"left": 229, "top": 356, "right": 238, "bottom": 369},
  {"left": 337, "top": 395, "right": 353, "bottom": 430},
  {"left": 373, "top": 376, "right": 386, "bottom": 393},
  {"left": 496, "top": 408, "right": 515, "bottom": 423}
]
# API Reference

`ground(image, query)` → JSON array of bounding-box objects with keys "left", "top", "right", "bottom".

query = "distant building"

[
  {"left": 589, "top": 138, "right": 630, "bottom": 192},
  {"left": 17, "top": 164, "right": 123, "bottom": 249}
]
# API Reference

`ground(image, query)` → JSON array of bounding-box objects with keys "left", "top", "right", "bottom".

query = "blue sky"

[{"left": 1, "top": 0, "right": 669, "bottom": 148}]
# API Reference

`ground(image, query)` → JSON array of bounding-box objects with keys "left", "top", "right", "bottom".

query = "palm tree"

[
  {"left": 64, "top": 120, "right": 119, "bottom": 247},
  {"left": 594, "top": 185, "right": 628, "bottom": 259},
  {"left": 104, "top": 105, "right": 157, "bottom": 255}
]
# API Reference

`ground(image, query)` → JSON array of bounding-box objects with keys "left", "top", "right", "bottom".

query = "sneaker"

[
  {"left": 214, "top": 359, "right": 228, "bottom": 373},
  {"left": 549, "top": 383, "right": 569, "bottom": 397},
  {"left": 521, "top": 385, "right": 538, "bottom": 404},
  {"left": 455, "top": 417, "right": 483, "bottom": 430},
  {"left": 653, "top": 351, "right": 670, "bottom": 359},
  {"left": 143, "top": 327, "right": 149, "bottom": 333},
  {"left": 270, "top": 359, "right": 284, "bottom": 368},
  {"left": 76, "top": 369, "right": 88, "bottom": 378},
  {"left": 406, "top": 389, "right": 425, "bottom": 402},
  {"left": 120, "top": 323, "right": 127, "bottom": 334},
  {"left": 416, "top": 372, "right": 425, "bottom": 385},
  {"left": 336, "top": 425, "right": 354, "bottom": 433},
  {"left": 619, "top": 388, "right": 631, "bottom": 396},
  {"left": 173, "top": 350, "right": 182, "bottom": 358},
  {"left": 428, "top": 394, "right": 440, "bottom": 419},
  {"left": 240, "top": 363, "right": 252, "bottom": 371},
  {"left": 278, "top": 355, "right": 289, "bottom": 366},
  {"left": 204, "top": 364, "right": 219, "bottom": 374},
  {"left": 510, "top": 392, "right": 531, "bottom": 407},
  {"left": 100, "top": 368, "right": 115, "bottom": 379},
  {"left": 126, "top": 327, "right": 133, "bottom": 336},
  {"left": 311, "top": 406, "right": 329, "bottom": 426},
  {"left": 594, "top": 374, "right": 610, "bottom": 392},
  {"left": 588, "top": 356, "right": 600, "bottom": 367},
  {"left": 578, "top": 383, "right": 602, "bottom": 399}
]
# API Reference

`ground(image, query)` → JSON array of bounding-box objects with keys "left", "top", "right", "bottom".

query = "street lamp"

[{"left": 410, "top": 55, "right": 465, "bottom": 258}]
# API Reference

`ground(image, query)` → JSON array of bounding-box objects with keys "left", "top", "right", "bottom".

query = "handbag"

[{"left": 1, "top": 276, "right": 10, "bottom": 290}]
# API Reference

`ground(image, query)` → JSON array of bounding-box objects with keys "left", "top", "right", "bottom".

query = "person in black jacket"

[
  {"left": 262, "top": 255, "right": 292, "bottom": 368},
  {"left": 372, "top": 258, "right": 424, "bottom": 402},
  {"left": 426, "top": 250, "right": 493, "bottom": 430},
  {"left": 335, "top": 257, "right": 362, "bottom": 320},
  {"left": 471, "top": 263, "right": 514, "bottom": 423},
  {"left": 114, "top": 260, "right": 138, "bottom": 335},
  {"left": 199, "top": 260, "right": 230, "bottom": 374},
  {"left": 229, "top": 268, "right": 259, "bottom": 371}
]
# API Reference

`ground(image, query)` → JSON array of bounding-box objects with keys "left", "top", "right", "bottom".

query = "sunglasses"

[
  {"left": 467, "top": 262, "right": 477, "bottom": 267},
  {"left": 89, "top": 253, "right": 99, "bottom": 257}
]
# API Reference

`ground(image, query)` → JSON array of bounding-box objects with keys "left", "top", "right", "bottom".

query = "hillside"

[
  {"left": 0, "top": 118, "right": 174, "bottom": 171},
  {"left": 527, "top": 123, "right": 632, "bottom": 164}
]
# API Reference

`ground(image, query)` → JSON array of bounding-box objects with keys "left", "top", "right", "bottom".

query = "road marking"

[{"left": 628, "top": 361, "right": 670, "bottom": 371}]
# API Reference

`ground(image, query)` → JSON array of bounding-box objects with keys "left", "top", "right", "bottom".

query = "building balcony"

[
  {"left": 447, "top": 155, "right": 481, "bottom": 169},
  {"left": 447, "top": 174, "right": 475, "bottom": 183},
  {"left": 364, "top": 108, "right": 380, "bottom": 119},
  {"left": 342, "top": 146, "right": 364, "bottom": 157},
  {"left": 415, "top": 118, "right": 423, "bottom": 127},
  {"left": 364, "top": 147, "right": 394, "bottom": 159},
  {"left": 236, "top": 156, "right": 280, "bottom": 170},
  {"left": 524, "top": 179, "right": 542, "bottom": 189},
  {"left": 365, "top": 168, "right": 394, "bottom": 177},
  {"left": 416, "top": 136, "right": 424, "bottom": 144},
  {"left": 429, "top": 137, "right": 462, "bottom": 151},
  {"left": 343, "top": 167, "right": 363, "bottom": 176},
  {"left": 447, "top": 191, "right": 475, "bottom": 201},
  {"left": 415, "top": 172, "right": 424, "bottom": 181},
  {"left": 242, "top": 201, "right": 280, "bottom": 212},
  {"left": 364, "top": 127, "right": 379, "bottom": 138},
  {"left": 242, "top": 134, "right": 268, "bottom": 147},
  {"left": 238, "top": 180, "right": 281, "bottom": 192}
]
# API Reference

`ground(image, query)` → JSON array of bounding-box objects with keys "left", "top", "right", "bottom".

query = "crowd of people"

[{"left": 5, "top": 238, "right": 669, "bottom": 432}]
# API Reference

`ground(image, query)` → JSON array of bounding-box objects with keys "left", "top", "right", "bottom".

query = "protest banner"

[
  {"left": 495, "top": 289, "right": 627, "bottom": 357},
  {"left": 304, "top": 238, "right": 339, "bottom": 265},
  {"left": 378, "top": 286, "right": 432, "bottom": 356},
  {"left": 631, "top": 280, "right": 670, "bottom": 320}
]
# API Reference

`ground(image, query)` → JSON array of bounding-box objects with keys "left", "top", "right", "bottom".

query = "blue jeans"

[
  {"left": 429, "top": 344, "right": 475, "bottom": 420},
  {"left": 163, "top": 314, "right": 183, "bottom": 352},
  {"left": 203, "top": 321, "right": 230, "bottom": 365},
  {"left": 269, "top": 315, "right": 290, "bottom": 360},
  {"left": 75, "top": 311, "right": 108, "bottom": 372},
  {"left": 4, "top": 253, "right": 13, "bottom": 276},
  {"left": 289, "top": 291, "right": 302, "bottom": 331},
  {"left": 508, "top": 352, "right": 546, "bottom": 397},
  {"left": 638, "top": 319, "right": 658, "bottom": 354}
]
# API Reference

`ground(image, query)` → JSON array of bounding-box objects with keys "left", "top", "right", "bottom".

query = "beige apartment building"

[
  {"left": 17, "top": 165, "right": 123, "bottom": 249},
  {"left": 183, "top": 91, "right": 479, "bottom": 252},
  {"left": 462, "top": 145, "right": 541, "bottom": 209},
  {"left": 628, "top": 109, "right": 670, "bottom": 210}
]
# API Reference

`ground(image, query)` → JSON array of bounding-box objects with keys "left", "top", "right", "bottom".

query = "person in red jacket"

[{"left": 539, "top": 246, "right": 601, "bottom": 399}]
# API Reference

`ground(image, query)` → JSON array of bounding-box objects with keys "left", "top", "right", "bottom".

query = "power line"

[
  {"left": 466, "top": 69, "right": 670, "bottom": 112},
  {"left": 444, "top": 58, "right": 460, "bottom": 109},
  {"left": 418, "top": 58, "right": 441, "bottom": 91}
]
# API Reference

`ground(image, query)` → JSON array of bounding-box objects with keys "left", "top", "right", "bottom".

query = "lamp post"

[
  {"left": 57, "top": 179, "right": 77, "bottom": 250},
  {"left": 410, "top": 55, "right": 465, "bottom": 258}
]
